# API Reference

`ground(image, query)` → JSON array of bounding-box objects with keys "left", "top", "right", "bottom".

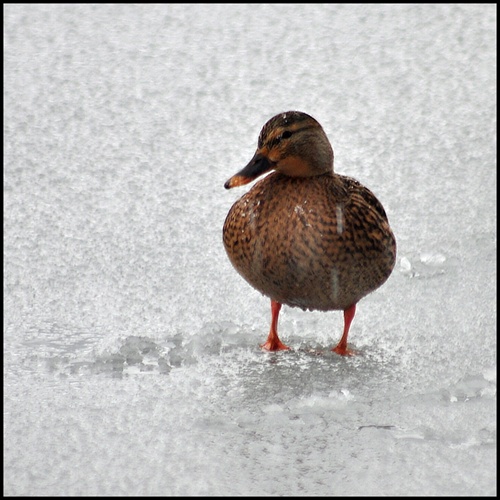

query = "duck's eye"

[{"left": 271, "top": 130, "right": 293, "bottom": 148}]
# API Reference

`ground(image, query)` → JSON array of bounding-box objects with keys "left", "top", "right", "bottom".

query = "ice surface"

[{"left": 3, "top": 4, "right": 496, "bottom": 496}]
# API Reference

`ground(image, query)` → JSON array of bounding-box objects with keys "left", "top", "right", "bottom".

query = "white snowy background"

[{"left": 4, "top": 4, "right": 496, "bottom": 496}]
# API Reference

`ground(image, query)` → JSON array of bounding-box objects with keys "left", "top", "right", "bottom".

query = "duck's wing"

[{"left": 340, "top": 175, "right": 390, "bottom": 222}]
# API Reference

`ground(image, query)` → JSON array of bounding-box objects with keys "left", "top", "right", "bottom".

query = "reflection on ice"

[{"left": 398, "top": 252, "right": 451, "bottom": 278}]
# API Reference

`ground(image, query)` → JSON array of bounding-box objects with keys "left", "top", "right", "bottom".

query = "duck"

[{"left": 222, "top": 111, "right": 396, "bottom": 355}]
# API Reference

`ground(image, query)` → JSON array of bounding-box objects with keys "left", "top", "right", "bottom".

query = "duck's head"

[{"left": 224, "top": 111, "right": 334, "bottom": 189}]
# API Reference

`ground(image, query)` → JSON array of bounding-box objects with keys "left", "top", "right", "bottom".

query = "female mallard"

[{"left": 222, "top": 111, "right": 396, "bottom": 355}]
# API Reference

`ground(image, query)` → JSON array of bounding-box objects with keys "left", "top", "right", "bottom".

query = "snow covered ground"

[{"left": 4, "top": 4, "right": 496, "bottom": 496}]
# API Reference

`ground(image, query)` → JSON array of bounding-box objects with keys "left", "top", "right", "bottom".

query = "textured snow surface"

[{"left": 4, "top": 4, "right": 496, "bottom": 496}]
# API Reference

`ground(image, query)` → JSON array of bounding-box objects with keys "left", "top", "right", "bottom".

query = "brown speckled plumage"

[{"left": 222, "top": 111, "right": 396, "bottom": 354}]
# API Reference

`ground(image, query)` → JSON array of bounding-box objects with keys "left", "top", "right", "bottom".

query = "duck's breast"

[{"left": 223, "top": 172, "right": 396, "bottom": 311}]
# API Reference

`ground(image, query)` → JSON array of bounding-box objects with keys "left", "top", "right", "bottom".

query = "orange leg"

[
  {"left": 260, "top": 300, "right": 291, "bottom": 351},
  {"left": 332, "top": 303, "right": 357, "bottom": 356}
]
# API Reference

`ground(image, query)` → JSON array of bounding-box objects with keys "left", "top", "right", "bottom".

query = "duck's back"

[{"left": 223, "top": 171, "right": 396, "bottom": 312}]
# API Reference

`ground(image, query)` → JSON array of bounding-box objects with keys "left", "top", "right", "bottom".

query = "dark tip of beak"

[{"left": 224, "top": 153, "right": 273, "bottom": 190}]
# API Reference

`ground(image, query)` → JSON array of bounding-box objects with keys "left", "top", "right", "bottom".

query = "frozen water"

[{"left": 3, "top": 4, "right": 496, "bottom": 496}]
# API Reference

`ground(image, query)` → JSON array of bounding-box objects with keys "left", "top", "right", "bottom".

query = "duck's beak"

[{"left": 224, "top": 152, "right": 273, "bottom": 189}]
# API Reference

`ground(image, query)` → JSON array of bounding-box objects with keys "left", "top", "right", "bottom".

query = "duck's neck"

[{"left": 289, "top": 132, "right": 334, "bottom": 177}]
